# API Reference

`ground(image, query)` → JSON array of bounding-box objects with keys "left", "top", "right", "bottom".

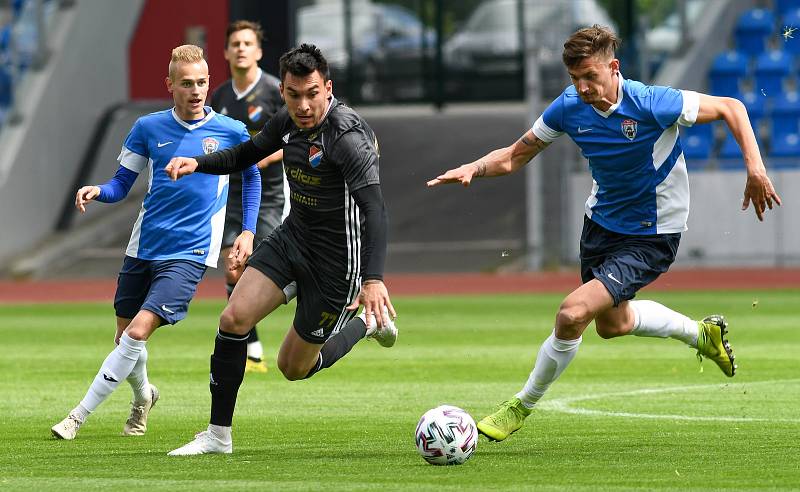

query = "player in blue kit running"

[
  {"left": 50, "top": 45, "right": 261, "bottom": 440},
  {"left": 428, "top": 25, "right": 782, "bottom": 441}
]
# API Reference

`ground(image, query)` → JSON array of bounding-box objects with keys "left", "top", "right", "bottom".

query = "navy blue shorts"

[
  {"left": 580, "top": 216, "right": 680, "bottom": 307},
  {"left": 114, "top": 256, "right": 207, "bottom": 325}
]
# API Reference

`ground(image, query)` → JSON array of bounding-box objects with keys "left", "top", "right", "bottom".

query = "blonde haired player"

[{"left": 51, "top": 45, "right": 261, "bottom": 440}]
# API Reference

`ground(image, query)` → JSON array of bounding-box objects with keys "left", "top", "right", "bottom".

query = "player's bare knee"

[
  {"left": 277, "top": 360, "right": 305, "bottom": 381},
  {"left": 125, "top": 325, "right": 150, "bottom": 341},
  {"left": 218, "top": 306, "right": 251, "bottom": 336},
  {"left": 556, "top": 302, "right": 592, "bottom": 331}
]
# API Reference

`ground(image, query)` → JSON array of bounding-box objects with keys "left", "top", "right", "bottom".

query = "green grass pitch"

[{"left": 1, "top": 290, "right": 799, "bottom": 491}]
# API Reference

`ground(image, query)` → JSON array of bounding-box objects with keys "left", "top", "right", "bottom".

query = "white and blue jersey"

[
  {"left": 117, "top": 107, "right": 254, "bottom": 267},
  {"left": 532, "top": 76, "right": 700, "bottom": 235}
]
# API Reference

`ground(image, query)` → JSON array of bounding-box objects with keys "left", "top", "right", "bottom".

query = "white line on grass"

[{"left": 538, "top": 379, "right": 800, "bottom": 423}]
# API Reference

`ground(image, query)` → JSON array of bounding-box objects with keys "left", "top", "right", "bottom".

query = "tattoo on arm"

[
  {"left": 520, "top": 134, "right": 548, "bottom": 151},
  {"left": 473, "top": 161, "right": 487, "bottom": 177}
]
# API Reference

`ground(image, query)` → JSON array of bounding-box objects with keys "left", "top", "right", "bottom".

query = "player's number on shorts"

[{"left": 319, "top": 311, "right": 338, "bottom": 329}]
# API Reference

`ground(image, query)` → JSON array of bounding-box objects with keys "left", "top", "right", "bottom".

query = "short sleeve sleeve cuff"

[
  {"left": 532, "top": 115, "right": 563, "bottom": 143},
  {"left": 677, "top": 90, "right": 700, "bottom": 127},
  {"left": 117, "top": 146, "right": 148, "bottom": 172}
]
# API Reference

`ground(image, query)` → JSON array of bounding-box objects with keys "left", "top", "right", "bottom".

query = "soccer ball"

[{"left": 415, "top": 405, "right": 478, "bottom": 465}]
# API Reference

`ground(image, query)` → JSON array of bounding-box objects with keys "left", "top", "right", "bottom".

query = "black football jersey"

[
  {"left": 252, "top": 97, "right": 380, "bottom": 268},
  {"left": 211, "top": 70, "right": 285, "bottom": 215}
]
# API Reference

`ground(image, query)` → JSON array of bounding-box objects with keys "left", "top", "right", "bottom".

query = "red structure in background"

[{"left": 129, "top": 0, "right": 230, "bottom": 100}]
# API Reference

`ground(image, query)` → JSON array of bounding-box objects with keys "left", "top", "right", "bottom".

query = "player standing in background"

[
  {"left": 212, "top": 20, "right": 295, "bottom": 374},
  {"left": 165, "top": 44, "right": 397, "bottom": 456},
  {"left": 51, "top": 45, "right": 261, "bottom": 440},
  {"left": 428, "top": 25, "right": 782, "bottom": 442}
]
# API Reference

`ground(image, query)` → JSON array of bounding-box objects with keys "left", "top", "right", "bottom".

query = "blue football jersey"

[
  {"left": 532, "top": 76, "right": 700, "bottom": 235},
  {"left": 117, "top": 107, "right": 251, "bottom": 267}
]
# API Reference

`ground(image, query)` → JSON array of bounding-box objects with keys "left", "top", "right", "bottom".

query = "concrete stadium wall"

[{"left": 0, "top": 0, "right": 144, "bottom": 266}]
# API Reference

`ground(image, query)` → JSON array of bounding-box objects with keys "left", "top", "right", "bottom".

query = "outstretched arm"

[
  {"left": 426, "top": 130, "right": 550, "bottom": 187},
  {"left": 696, "top": 93, "right": 781, "bottom": 221},
  {"left": 165, "top": 139, "right": 276, "bottom": 180},
  {"left": 75, "top": 165, "right": 138, "bottom": 213}
]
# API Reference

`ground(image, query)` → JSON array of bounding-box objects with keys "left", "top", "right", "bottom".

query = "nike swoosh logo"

[
  {"left": 103, "top": 373, "right": 118, "bottom": 383},
  {"left": 577, "top": 127, "right": 592, "bottom": 134},
  {"left": 607, "top": 272, "right": 623, "bottom": 285},
  {"left": 161, "top": 304, "right": 175, "bottom": 314},
  {"left": 157, "top": 141, "right": 173, "bottom": 148}
]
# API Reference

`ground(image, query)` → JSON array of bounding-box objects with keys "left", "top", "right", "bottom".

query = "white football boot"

[
  {"left": 365, "top": 306, "right": 398, "bottom": 347},
  {"left": 51, "top": 413, "right": 83, "bottom": 440},
  {"left": 122, "top": 384, "right": 159, "bottom": 436},
  {"left": 168, "top": 429, "right": 232, "bottom": 456}
]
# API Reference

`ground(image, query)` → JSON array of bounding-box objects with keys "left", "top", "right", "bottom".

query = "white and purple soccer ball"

[{"left": 415, "top": 405, "right": 478, "bottom": 465}]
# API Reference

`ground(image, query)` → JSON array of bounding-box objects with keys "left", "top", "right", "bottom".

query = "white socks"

[
  {"left": 126, "top": 346, "right": 150, "bottom": 405},
  {"left": 75, "top": 333, "right": 146, "bottom": 419},
  {"left": 516, "top": 331, "right": 582, "bottom": 408},
  {"left": 246, "top": 341, "right": 263, "bottom": 361},
  {"left": 208, "top": 423, "right": 232, "bottom": 442},
  {"left": 629, "top": 300, "right": 698, "bottom": 347}
]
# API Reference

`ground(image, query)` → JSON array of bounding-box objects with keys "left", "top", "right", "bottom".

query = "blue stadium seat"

[
  {"left": 776, "top": 0, "right": 800, "bottom": 18},
  {"left": 769, "top": 132, "right": 800, "bottom": 157},
  {"left": 682, "top": 130, "right": 713, "bottom": 171},
  {"left": 754, "top": 50, "right": 792, "bottom": 96},
  {"left": 781, "top": 8, "right": 800, "bottom": 57},
  {"left": 683, "top": 121, "right": 714, "bottom": 140},
  {"left": 734, "top": 9, "right": 775, "bottom": 56},
  {"left": 709, "top": 51, "right": 748, "bottom": 97},
  {"left": 682, "top": 134, "right": 713, "bottom": 160},
  {"left": 770, "top": 91, "right": 800, "bottom": 139},
  {"left": 738, "top": 90, "right": 766, "bottom": 125},
  {"left": 718, "top": 132, "right": 742, "bottom": 160}
]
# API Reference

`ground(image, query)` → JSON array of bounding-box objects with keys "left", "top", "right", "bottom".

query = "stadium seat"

[
  {"left": 781, "top": 8, "right": 800, "bottom": 57},
  {"left": 776, "top": 0, "right": 800, "bottom": 18},
  {"left": 754, "top": 50, "right": 792, "bottom": 97},
  {"left": 734, "top": 9, "right": 775, "bottom": 56},
  {"left": 709, "top": 51, "right": 748, "bottom": 97},
  {"left": 769, "top": 132, "right": 800, "bottom": 157},
  {"left": 718, "top": 132, "right": 742, "bottom": 160},
  {"left": 770, "top": 91, "right": 800, "bottom": 139},
  {"left": 682, "top": 134, "right": 713, "bottom": 160},
  {"left": 738, "top": 90, "right": 766, "bottom": 126}
]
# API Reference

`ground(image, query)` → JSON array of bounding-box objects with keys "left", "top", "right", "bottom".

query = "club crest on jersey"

[
  {"left": 309, "top": 145, "right": 323, "bottom": 167},
  {"left": 621, "top": 119, "right": 638, "bottom": 141},
  {"left": 202, "top": 137, "right": 220, "bottom": 155},
  {"left": 248, "top": 104, "right": 263, "bottom": 122}
]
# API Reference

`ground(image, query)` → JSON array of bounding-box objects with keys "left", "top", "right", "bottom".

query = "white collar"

[
  {"left": 591, "top": 73, "right": 624, "bottom": 118},
  {"left": 233, "top": 68, "right": 262, "bottom": 100},
  {"left": 171, "top": 107, "right": 215, "bottom": 130}
]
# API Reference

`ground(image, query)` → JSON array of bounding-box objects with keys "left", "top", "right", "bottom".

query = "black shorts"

[
  {"left": 246, "top": 224, "right": 359, "bottom": 344},
  {"left": 222, "top": 204, "right": 283, "bottom": 249},
  {"left": 114, "top": 256, "right": 207, "bottom": 325},
  {"left": 580, "top": 216, "right": 680, "bottom": 307}
]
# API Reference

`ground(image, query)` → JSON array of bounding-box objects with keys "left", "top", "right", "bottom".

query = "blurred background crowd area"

[{"left": 0, "top": 0, "right": 797, "bottom": 280}]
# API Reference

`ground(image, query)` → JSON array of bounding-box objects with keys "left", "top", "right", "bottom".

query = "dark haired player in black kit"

[
  {"left": 167, "top": 44, "right": 397, "bottom": 455},
  {"left": 212, "top": 20, "right": 294, "bottom": 373}
]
